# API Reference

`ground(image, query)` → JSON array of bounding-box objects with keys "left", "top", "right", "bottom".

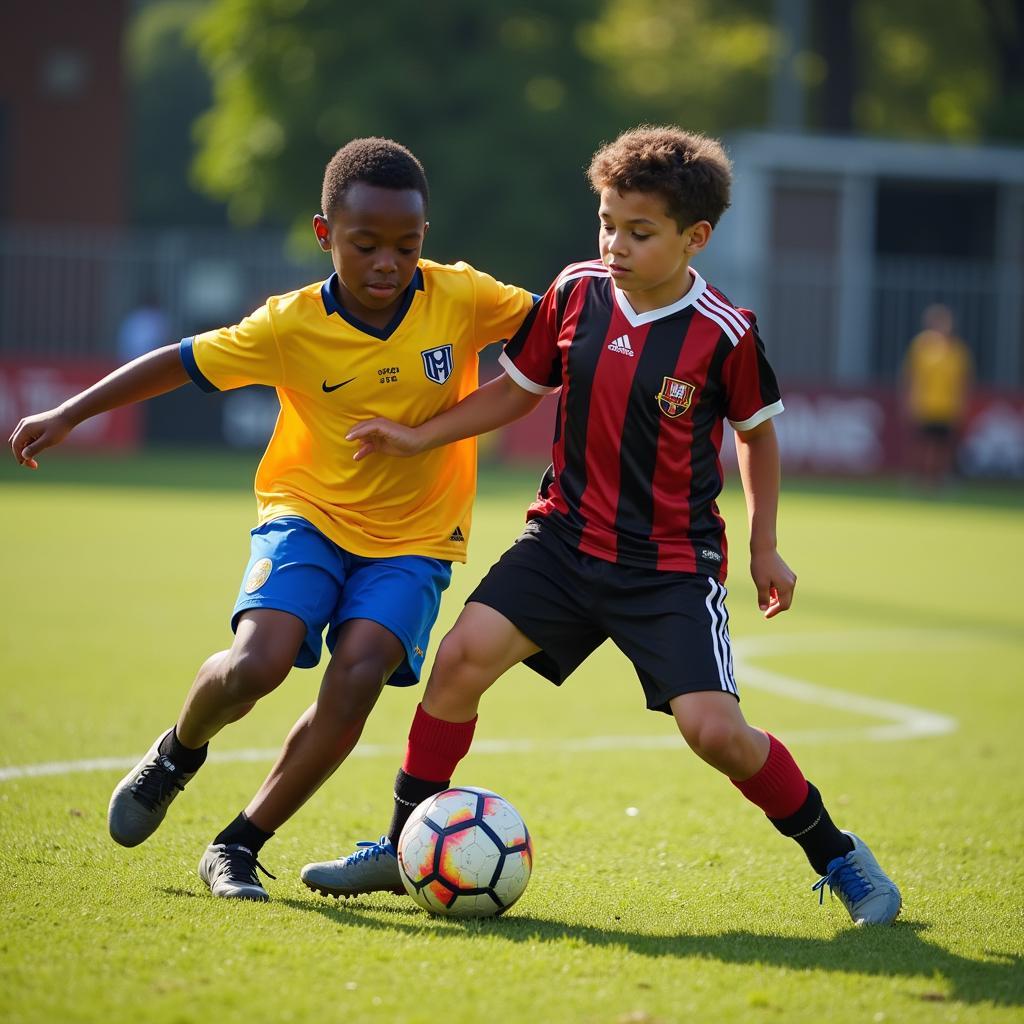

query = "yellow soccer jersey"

[
  {"left": 180, "top": 260, "right": 536, "bottom": 561},
  {"left": 904, "top": 330, "right": 973, "bottom": 424}
]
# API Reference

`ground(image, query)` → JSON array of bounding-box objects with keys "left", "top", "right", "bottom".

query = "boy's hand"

[
  {"left": 346, "top": 417, "right": 426, "bottom": 461},
  {"left": 8, "top": 409, "right": 74, "bottom": 469},
  {"left": 750, "top": 549, "right": 796, "bottom": 619}
]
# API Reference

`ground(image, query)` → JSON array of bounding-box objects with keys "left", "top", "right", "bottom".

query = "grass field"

[{"left": 1, "top": 451, "right": 1022, "bottom": 1024}]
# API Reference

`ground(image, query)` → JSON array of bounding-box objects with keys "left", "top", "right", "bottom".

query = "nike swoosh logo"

[{"left": 322, "top": 377, "right": 356, "bottom": 393}]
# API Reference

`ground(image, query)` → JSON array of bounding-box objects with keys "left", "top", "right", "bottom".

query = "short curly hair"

[
  {"left": 321, "top": 137, "right": 429, "bottom": 217},
  {"left": 588, "top": 126, "right": 732, "bottom": 229}
]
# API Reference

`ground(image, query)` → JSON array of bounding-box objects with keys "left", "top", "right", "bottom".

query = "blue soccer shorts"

[{"left": 231, "top": 516, "right": 452, "bottom": 685}]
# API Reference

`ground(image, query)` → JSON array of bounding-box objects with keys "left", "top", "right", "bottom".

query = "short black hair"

[
  {"left": 321, "top": 137, "right": 429, "bottom": 217},
  {"left": 588, "top": 126, "right": 732, "bottom": 229}
]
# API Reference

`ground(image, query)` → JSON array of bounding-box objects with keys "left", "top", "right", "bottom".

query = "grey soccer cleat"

[
  {"left": 301, "top": 837, "right": 405, "bottom": 898},
  {"left": 812, "top": 831, "right": 902, "bottom": 925},
  {"left": 107, "top": 728, "right": 200, "bottom": 847},
  {"left": 198, "top": 843, "right": 275, "bottom": 901}
]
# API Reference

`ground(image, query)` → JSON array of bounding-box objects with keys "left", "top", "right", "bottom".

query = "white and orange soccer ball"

[{"left": 396, "top": 787, "right": 533, "bottom": 918}]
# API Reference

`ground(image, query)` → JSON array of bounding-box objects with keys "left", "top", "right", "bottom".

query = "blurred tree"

[
  {"left": 188, "top": 0, "right": 622, "bottom": 287},
  {"left": 585, "top": 0, "right": 1022, "bottom": 143},
  {"left": 166, "top": 0, "right": 1020, "bottom": 265},
  {"left": 978, "top": 0, "right": 1024, "bottom": 139},
  {"left": 854, "top": 0, "right": 998, "bottom": 141},
  {"left": 127, "top": 0, "right": 226, "bottom": 224},
  {"left": 580, "top": 0, "right": 778, "bottom": 135}
]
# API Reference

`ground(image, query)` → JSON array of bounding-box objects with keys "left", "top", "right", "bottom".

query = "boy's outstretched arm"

[
  {"left": 733, "top": 419, "right": 797, "bottom": 619},
  {"left": 347, "top": 372, "right": 543, "bottom": 461},
  {"left": 8, "top": 343, "right": 189, "bottom": 468}
]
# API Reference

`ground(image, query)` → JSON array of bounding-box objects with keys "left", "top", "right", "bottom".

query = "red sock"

[
  {"left": 402, "top": 703, "right": 477, "bottom": 782},
  {"left": 730, "top": 733, "right": 809, "bottom": 819}
]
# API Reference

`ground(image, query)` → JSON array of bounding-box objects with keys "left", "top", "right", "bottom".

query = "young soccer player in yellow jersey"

[{"left": 8, "top": 138, "right": 538, "bottom": 901}]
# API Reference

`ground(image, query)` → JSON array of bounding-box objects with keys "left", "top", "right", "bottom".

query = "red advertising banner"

[
  {"left": 497, "top": 387, "right": 1024, "bottom": 479},
  {"left": 0, "top": 360, "right": 140, "bottom": 451}
]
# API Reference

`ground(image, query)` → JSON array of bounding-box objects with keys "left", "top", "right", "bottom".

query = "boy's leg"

[
  {"left": 240, "top": 618, "right": 405, "bottom": 834},
  {"left": 385, "top": 602, "right": 539, "bottom": 842},
  {"left": 107, "top": 608, "right": 306, "bottom": 849},
  {"left": 671, "top": 692, "right": 900, "bottom": 925},
  {"left": 607, "top": 571, "right": 899, "bottom": 925},
  {"left": 208, "top": 551, "right": 452, "bottom": 900},
  {"left": 198, "top": 618, "right": 403, "bottom": 901},
  {"left": 177, "top": 609, "right": 308, "bottom": 746},
  {"left": 670, "top": 691, "right": 851, "bottom": 871},
  {"left": 300, "top": 602, "right": 538, "bottom": 898}
]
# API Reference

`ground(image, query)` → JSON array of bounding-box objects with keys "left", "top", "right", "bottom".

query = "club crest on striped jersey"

[
  {"left": 656, "top": 377, "right": 695, "bottom": 418},
  {"left": 421, "top": 344, "right": 454, "bottom": 384}
]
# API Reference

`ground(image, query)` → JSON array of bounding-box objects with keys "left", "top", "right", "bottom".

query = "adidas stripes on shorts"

[{"left": 466, "top": 519, "right": 739, "bottom": 714}]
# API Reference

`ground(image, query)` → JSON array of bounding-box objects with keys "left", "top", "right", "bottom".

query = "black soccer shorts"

[{"left": 466, "top": 519, "right": 739, "bottom": 714}]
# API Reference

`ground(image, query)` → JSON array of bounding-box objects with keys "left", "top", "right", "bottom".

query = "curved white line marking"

[
  {"left": 734, "top": 630, "right": 960, "bottom": 742},
  {"left": 0, "top": 630, "right": 960, "bottom": 783}
]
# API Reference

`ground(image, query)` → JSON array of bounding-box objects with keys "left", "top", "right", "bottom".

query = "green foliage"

[
  {"left": 583, "top": 0, "right": 1017, "bottom": 142},
  {"left": 855, "top": 0, "right": 997, "bottom": 141},
  {"left": 580, "top": 0, "right": 778, "bottom": 134},
  {"left": 130, "top": 3, "right": 1024, "bottom": 256},
  {"left": 126, "top": 0, "right": 228, "bottom": 225},
  {"left": 187, "top": 0, "right": 620, "bottom": 286},
  {"left": 2, "top": 455, "right": 1024, "bottom": 1022},
  {"left": 129, "top": 1, "right": 1022, "bottom": 262}
]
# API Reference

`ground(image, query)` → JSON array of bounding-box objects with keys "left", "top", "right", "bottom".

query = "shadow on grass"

[
  {"left": 278, "top": 897, "right": 1022, "bottom": 1007},
  {"left": 157, "top": 886, "right": 203, "bottom": 898}
]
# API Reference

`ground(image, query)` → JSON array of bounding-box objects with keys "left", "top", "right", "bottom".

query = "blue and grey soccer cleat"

[
  {"left": 198, "top": 843, "right": 275, "bottom": 901},
  {"left": 300, "top": 837, "right": 405, "bottom": 898},
  {"left": 812, "top": 831, "right": 902, "bottom": 925},
  {"left": 107, "top": 729, "right": 200, "bottom": 847}
]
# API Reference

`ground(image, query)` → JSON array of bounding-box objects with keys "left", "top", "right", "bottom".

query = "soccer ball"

[{"left": 397, "top": 786, "right": 533, "bottom": 918}]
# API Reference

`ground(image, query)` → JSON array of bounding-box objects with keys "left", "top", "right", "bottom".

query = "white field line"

[{"left": 0, "top": 629, "right": 960, "bottom": 783}]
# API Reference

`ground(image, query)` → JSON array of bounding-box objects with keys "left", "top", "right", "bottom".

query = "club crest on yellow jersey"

[{"left": 422, "top": 344, "right": 454, "bottom": 384}]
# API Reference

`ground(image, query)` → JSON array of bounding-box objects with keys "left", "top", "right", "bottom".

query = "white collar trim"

[{"left": 612, "top": 267, "right": 707, "bottom": 327}]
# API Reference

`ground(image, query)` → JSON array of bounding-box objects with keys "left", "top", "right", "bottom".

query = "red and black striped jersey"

[{"left": 498, "top": 260, "right": 783, "bottom": 579}]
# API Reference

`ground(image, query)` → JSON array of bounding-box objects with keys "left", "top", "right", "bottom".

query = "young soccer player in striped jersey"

[
  {"left": 8, "top": 138, "right": 538, "bottom": 901},
  {"left": 305, "top": 126, "right": 902, "bottom": 926}
]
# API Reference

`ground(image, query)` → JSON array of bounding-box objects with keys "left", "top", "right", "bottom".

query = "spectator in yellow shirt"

[{"left": 902, "top": 304, "right": 973, "bottom": 487}]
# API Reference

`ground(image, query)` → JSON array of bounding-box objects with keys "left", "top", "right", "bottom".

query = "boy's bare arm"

[
  {"left": 733, "top": 419, "right": 797, "bottom": 619},
  {"left": 347, "top": 372, "right": 544, "bottom": 461},
  {"left": 9, "top": 344, "right": 189, "bottom": 468}
]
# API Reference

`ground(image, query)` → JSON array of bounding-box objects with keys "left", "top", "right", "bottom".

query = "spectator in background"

[
  {"left": 117, "top": 292, "right": 171, "bottom": 363},
  {"left": 902, "top": 303, "right": 973, "bottom": 487}
]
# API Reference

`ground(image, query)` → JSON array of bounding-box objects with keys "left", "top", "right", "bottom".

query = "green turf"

[{"left": 2, "top": 453, "right": 1022, "bottom": 1024}]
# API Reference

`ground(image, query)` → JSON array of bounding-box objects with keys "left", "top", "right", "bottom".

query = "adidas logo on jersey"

[
  {"left": 607, "top": 334, "right": 634, "bottom": 357},
  {"left": 449, "top": 526, "right": 465, "bottom": 542}
]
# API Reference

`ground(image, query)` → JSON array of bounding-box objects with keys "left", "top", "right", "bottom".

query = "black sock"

[
  {"left": 214, "top": 812, "right": 275, "bottom": 855},
  {"left": 387, "top": 769, "right": 448, "bottom": 846},
  {"left": 158, "top": 726, "right": 208, "bottom": 773},
  {"left": 768, "top": 782, "right": 854, "bottom": 876}
]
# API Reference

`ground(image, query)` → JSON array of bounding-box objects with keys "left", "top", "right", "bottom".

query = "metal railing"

[
  {"left": 0, "top": 226, "right": 1019, "bottom": 387},
  {"left": 0, "top": 226, "right": 325, "bottom": 358}
]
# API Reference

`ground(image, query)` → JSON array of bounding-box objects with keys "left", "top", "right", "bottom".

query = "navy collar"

[{"left": 320, "top": 268, "right": 425, "bottom": 340}]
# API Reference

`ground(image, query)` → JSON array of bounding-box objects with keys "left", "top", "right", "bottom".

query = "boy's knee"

[
  {"left": 679, "top": 715, "right": 746, "bottom": 765},
  {"left": 320, "top": 654, "right": 389, "bottom": 721},
  {"left": 433, "top": 632, "right": 486, "bottom": 687},
  {"left": 422, "top": 635, "right": 496, "bottom": 719},
  {"left": 223, "top": 648, "right": 290, "bottom": 701}
]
